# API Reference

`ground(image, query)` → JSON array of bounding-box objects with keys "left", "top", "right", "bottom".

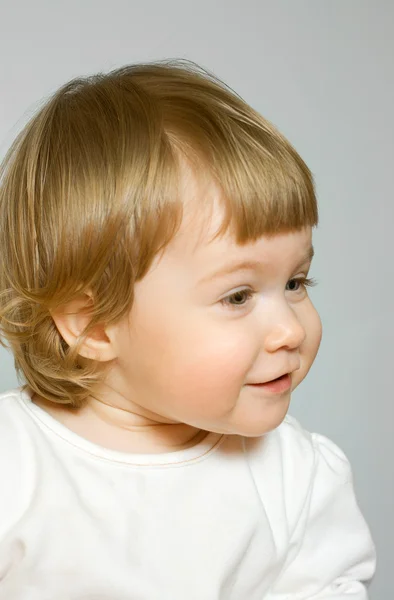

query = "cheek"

[
  {"left": 295, "top": 302, "right": 322, "bottom": 385},
  {"left": 135, "top": 308, "right": 254, "bottom": 398},
  {"left": 303, "top": 302, "right": 322, "bottom": 354},
  {"left": 167, "top": 323, "right": 254, "bottom": 389},
  {"left": 308, "top": 307, "right": 323, "bottom": 357},
  {"left": 127, "top": 315, "right": 256, "bottom": 422}
]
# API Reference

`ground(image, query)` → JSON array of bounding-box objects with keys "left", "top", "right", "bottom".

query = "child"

[{"left": 0, "top": 60, "right": 376, "bottom": 599}]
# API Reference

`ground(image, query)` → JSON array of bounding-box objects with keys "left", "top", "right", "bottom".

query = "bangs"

[
  {"left": 163, "top": 100, "right": 317, "bottom": 247},
  {"left": 215, "top": 146, "right": 318, "bottom": 244}
]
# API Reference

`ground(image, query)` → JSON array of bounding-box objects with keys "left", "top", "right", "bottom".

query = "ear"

[{"left": 50, "top": 292, "right": 117, "bottom": 362}]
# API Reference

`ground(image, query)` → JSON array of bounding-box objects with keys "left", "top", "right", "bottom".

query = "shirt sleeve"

[{"left": 269, "top": 429, "right": 377, "bottom": 599}]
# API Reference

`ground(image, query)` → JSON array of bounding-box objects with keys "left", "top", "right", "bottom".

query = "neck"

[{"left": 31, "top": 393, "right": 208, "bottom": 454}]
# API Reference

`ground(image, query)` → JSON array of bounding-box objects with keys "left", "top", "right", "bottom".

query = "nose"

[{"left": 264, "top": 304, "right": 306, "bottom": 353}]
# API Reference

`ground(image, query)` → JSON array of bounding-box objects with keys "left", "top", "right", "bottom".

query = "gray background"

[{"left": 0, "top": 1, "right": 392, "bottom": 596}]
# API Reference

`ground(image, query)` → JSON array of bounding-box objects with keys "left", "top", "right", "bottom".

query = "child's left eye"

[{"left": 286, "top": 276, "right": 317, "bottom": 293}]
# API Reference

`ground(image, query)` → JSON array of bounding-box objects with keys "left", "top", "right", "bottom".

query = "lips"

[
  {"left": 250, "top": 372, "right": 289, "bottom": 385},
  {"left": 248, "top": 373, "right": 292, "bottom": 393}
]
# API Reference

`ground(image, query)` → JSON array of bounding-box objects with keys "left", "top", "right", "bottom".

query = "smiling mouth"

[
  {"left": 270, "top": 374, "right": 287, "bottom": 382},
  {"left": 250, "top": 373, "right": 289, "bottom": 385},
  {"left": 247, "top": 373, "right": 292, "bottom": 393}
]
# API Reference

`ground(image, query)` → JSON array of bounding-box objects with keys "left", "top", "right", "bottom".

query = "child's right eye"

[{"left": 220, "top": 288, "right": 255, "bottom": 309}]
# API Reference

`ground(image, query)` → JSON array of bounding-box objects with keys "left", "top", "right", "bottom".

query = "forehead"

[{"left": 151, "top": 166, "right": 313, "bottom": 276}]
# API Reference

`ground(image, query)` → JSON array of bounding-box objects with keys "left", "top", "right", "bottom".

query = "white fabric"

[{"left": 0, "top": 387, "right": 376, "bottom": 599}]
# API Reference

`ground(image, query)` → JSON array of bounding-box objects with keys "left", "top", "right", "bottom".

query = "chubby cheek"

[
  {"left": 292, "top": 302, "right": 322, "bottom": 390},
  {"left": 150, "top": 319, "right": 254, "bottom": 415}
]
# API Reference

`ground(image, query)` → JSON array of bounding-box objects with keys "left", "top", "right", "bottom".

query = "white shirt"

[{"left": 0, "top": 387, "right": 376, "bottom": 599}]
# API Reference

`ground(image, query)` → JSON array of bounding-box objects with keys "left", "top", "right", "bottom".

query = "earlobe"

[{"left": 50, "top": 294, "right": 117, "bottom": 362}]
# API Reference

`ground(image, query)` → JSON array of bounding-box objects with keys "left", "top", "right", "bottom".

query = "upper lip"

[{"left": 248, "top": 366, "right": 299, "bottom": 385}]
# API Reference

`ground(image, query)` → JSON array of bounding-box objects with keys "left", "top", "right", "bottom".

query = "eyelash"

[{"left": 220, "top": 277, "right": 317, "bottom": 309}]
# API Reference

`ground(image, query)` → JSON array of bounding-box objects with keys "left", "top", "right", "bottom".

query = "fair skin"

[{"left": 33, "top": 169, "right": 322, "bottom": 454}]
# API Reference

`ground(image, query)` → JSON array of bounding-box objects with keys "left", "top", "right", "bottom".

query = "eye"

[
  {"left": 220, "top": 288, "right": 255, "bottom": 309},
  {"left": 286, "top": 277, "right": 317, "bottom": 293}
]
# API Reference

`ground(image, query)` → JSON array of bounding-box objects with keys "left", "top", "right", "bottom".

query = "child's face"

[{"left": 107, "top": 172, "right": 322, "bottom": 437}]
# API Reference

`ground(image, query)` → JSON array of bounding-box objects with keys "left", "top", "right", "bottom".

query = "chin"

[{"left": 233, "top": 411, "right": 289, "bottom": 438}]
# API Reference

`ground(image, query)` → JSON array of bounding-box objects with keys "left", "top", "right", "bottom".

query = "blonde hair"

[{"left": 0, "top": 59, "right": 318, "bottom": 407}]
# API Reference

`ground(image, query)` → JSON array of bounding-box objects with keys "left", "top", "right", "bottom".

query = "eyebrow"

[{"left": 198, "top": 245, "right": 315, "bottom": 284}]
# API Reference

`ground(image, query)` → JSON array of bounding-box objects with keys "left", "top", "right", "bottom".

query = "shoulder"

[
  {"left": 245, "top": 412, "right": 350, "bottom": 474},
  {"left": 0, "top": 386, "right": 43, "bottom": 473},
  {"left": 0, "top": 386, "right": 33, "bottom": 441},
  {"left": 0, "top": 387, "right": 28, "bottom": 442},
  {"left": 280, "top": 413, "right": 350, "bottom": 462},
  {"left": 278, "top": 415, "right": 356, "bottom": 531},
  {"left": 277, "top": 413, "right": 353, "bottom": 489},
  {"left": 243, "top": 414, "right": 353, "bottom": 533},
  {"left": 0, "top": 388, "right": 37, "bottom": 536}
]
